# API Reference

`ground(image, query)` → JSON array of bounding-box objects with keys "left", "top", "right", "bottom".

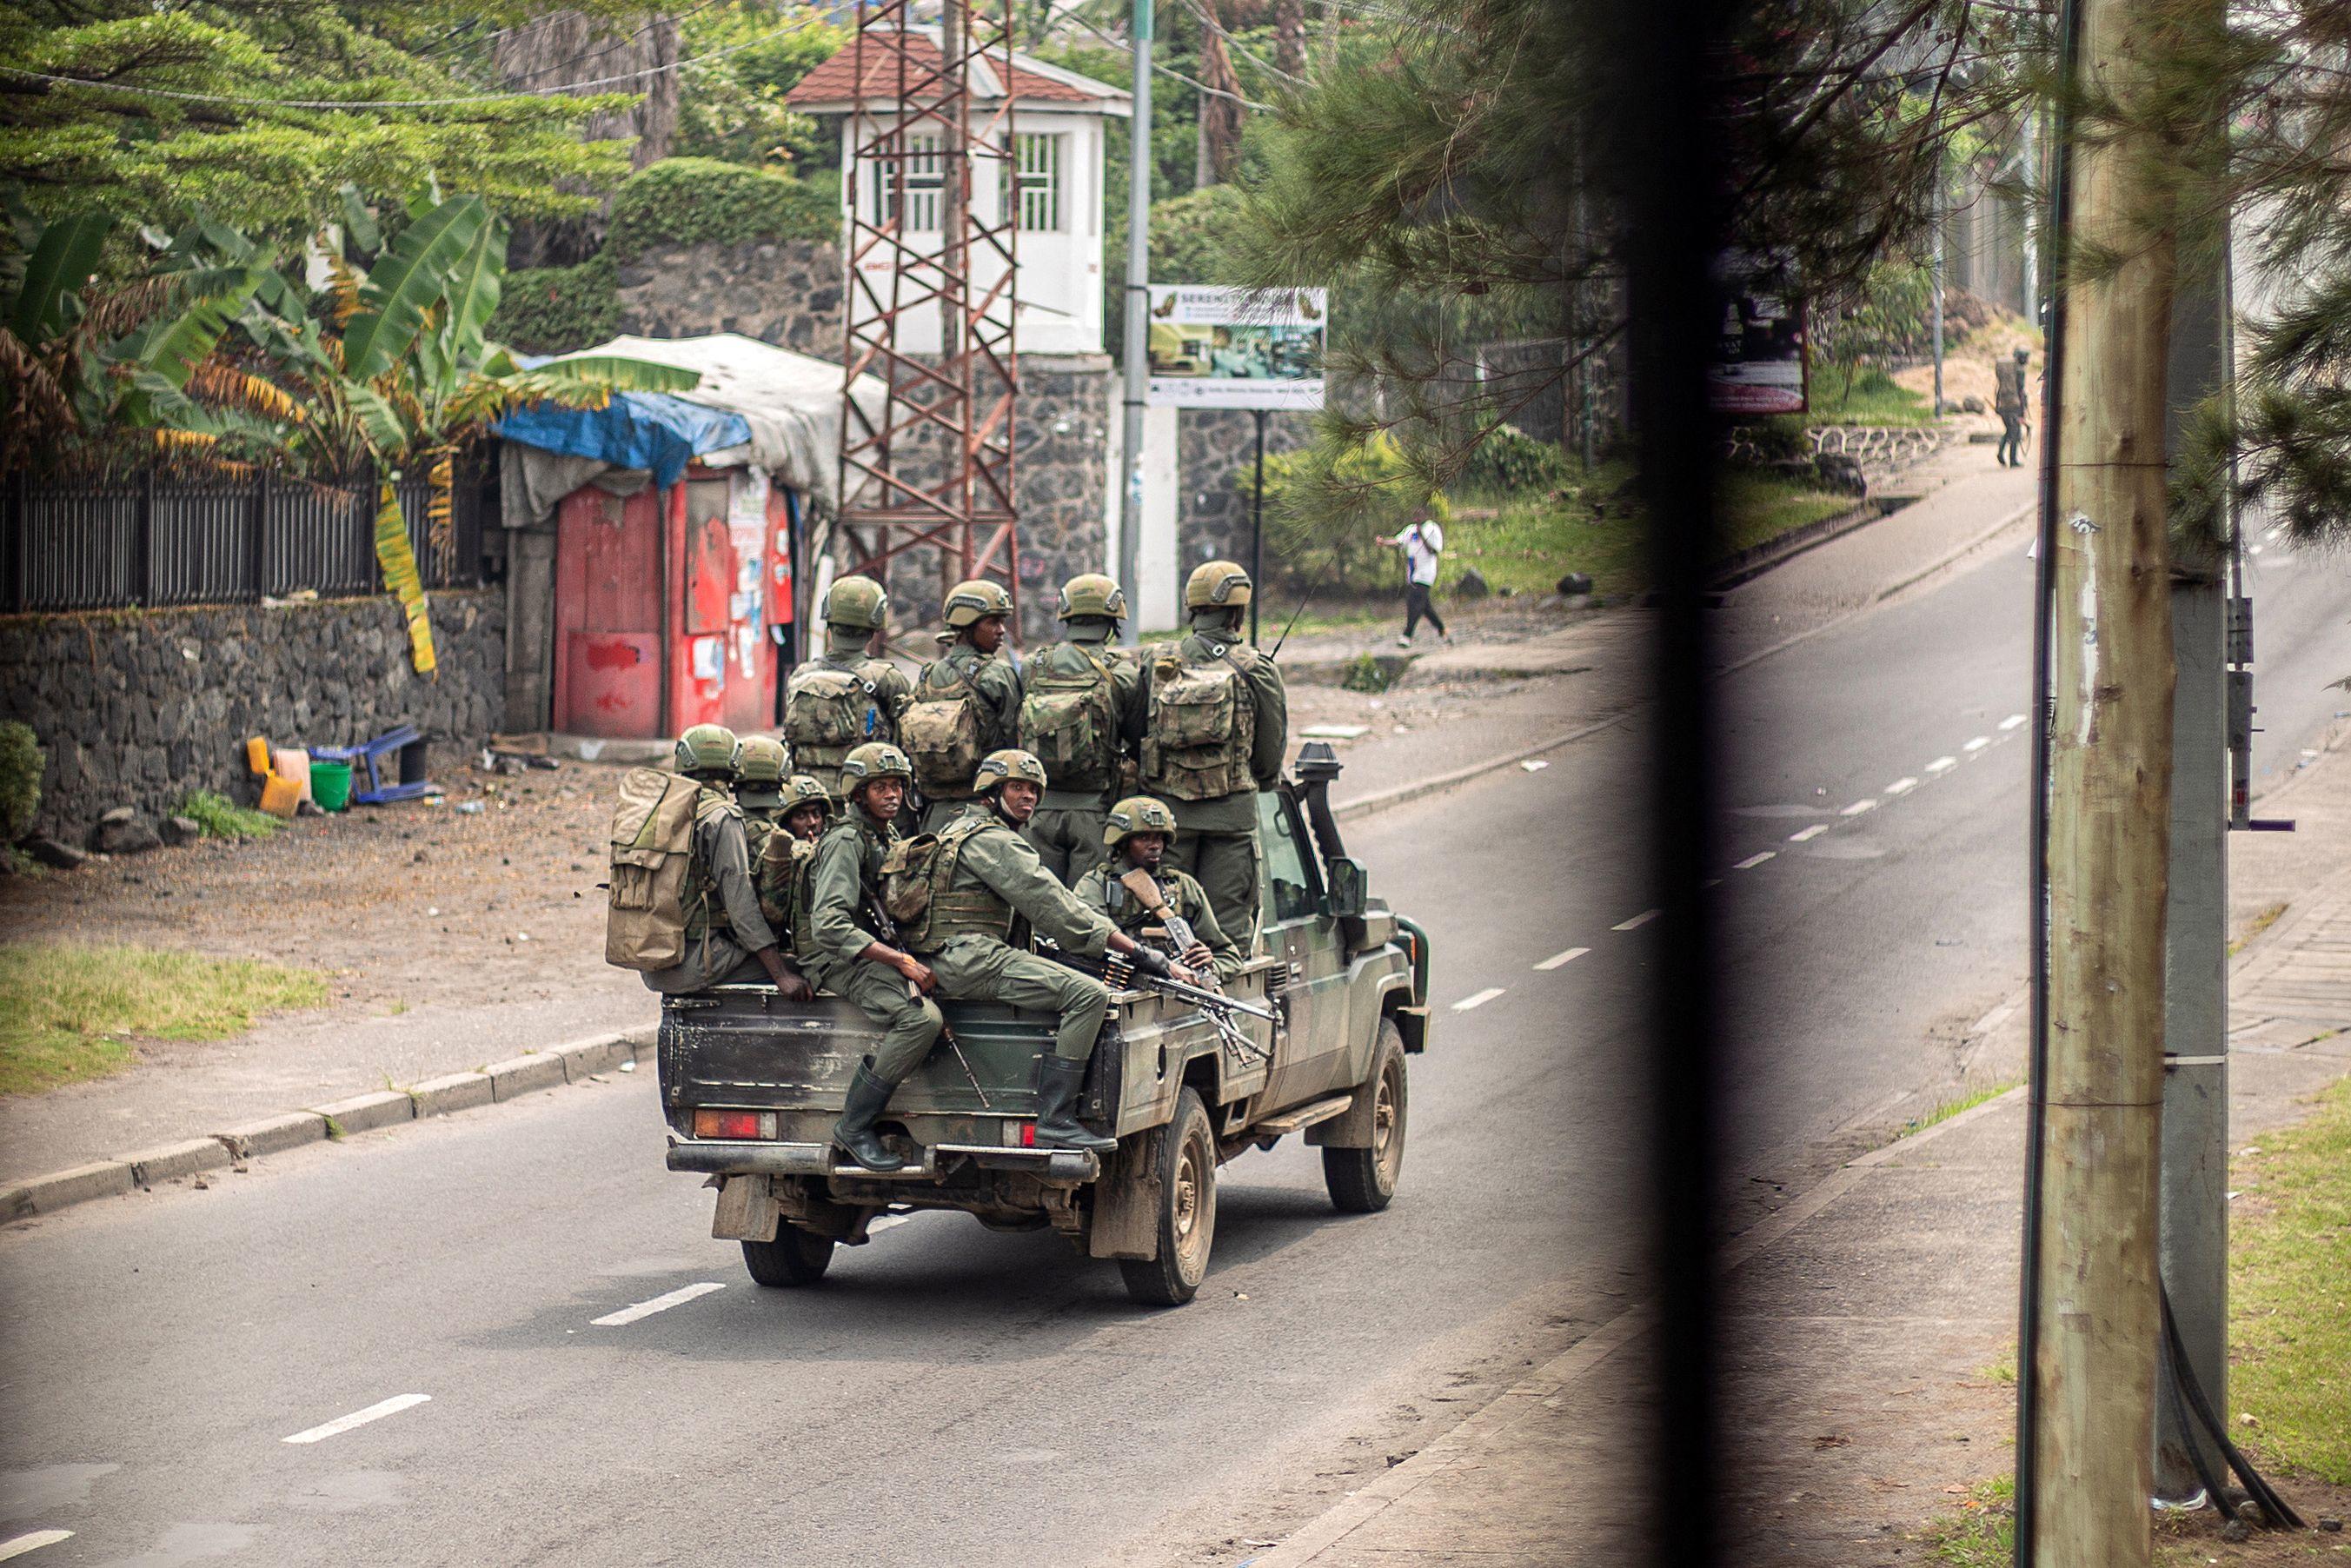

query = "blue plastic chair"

[{"left": 309, "top": 725, "right": 429, "bottom": 804}]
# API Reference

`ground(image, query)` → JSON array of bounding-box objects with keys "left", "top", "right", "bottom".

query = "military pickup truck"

[{"left": 654, "top": 742, "right": 1434, "bottom": 1306}]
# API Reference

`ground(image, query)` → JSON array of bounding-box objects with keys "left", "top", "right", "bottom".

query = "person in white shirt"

[{"left": 1375, "top": 509, "right": 1451, "bottom": 647}]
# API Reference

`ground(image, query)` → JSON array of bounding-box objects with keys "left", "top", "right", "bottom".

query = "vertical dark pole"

[
  {"left": 1250, "top": 409, "right": 1267, "bottom": 644},
  {"left": 249, "top": 467, "right": 270, "bottom": 601},
  {"left": 7, "top": 471, "right": 26, "bottom": 615},
  {"left": 137, "top": 467, "right": 156, "bottom": 608}
]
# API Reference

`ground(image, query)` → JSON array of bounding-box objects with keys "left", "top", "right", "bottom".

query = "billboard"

[
  {"left": 1707, "top": 264, "right": 1807, "bottom": 416},
  {"left": 1145, "top": 286, "right": 1327, "bottom": 410}
]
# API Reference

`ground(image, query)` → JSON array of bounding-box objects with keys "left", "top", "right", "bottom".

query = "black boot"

[
  {"left": 1033, "top": 1056, "right": 1119, "bottom": 1153},
  {"left": 832, "top": 1060, "right": 907, "bottom": 1172}
]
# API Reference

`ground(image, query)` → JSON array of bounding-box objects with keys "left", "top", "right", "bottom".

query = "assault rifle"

[
  {"left": 1037, "top": 938, "right": 1276, "bottom": 1066},
  {"left": 1118, "top": 867, "right": 1209, "bottom": 969},
  {"left": 864, "top": 890, "right": 992, "bottom": 1109}
]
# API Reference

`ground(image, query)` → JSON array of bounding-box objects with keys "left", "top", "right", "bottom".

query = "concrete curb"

[
  {"left": 0, "top": 1026, "right": 654, "bottom": 1226},
  {"left": 1332, "top": 713, "right": 1630, "bottom": 825},
  {"left": 1707, "top": 495, "right": 1888, "bottom": 589}
]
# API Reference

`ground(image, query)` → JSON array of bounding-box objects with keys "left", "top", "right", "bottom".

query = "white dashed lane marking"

[
  {"left": 282, "top": 1393, "right": 432, "bottom": 1445},
  {"left": 1788, "top": 824, "right": 1830, "bottom": 842},
  {"left": 1885, "top": 776, "right": 1919, "bottom": 795},
  {"left": 592, "top": 1282, "right": 725, "bottom": 1327},
  {"left": 0, "top": 1533, "right": 74, "bottom": 1561},
  {"left": 1732, "top": 851, "right": 1776, "bottom": 870},
  {"left": 1612, "top": 909, "right": 1660, "bottom": 931},
  {"left": 1925, "top": 756, "right": 1957, "bottom": 774},
  {"left": 1839, "top": 799, "right": 1876, "bottom": 816},
  {"left": 1452, "top": 987, "right": 1506, "bottom": 1013},
  {"left": 1999, "top": 714, "right": 2026, "bottom": 731},
  {"left": 1962, "top": 735, "right": 1990, "bottom": 753},
  {"left": 1534, "top": 947, "right": 1589, "bottom": 971}
]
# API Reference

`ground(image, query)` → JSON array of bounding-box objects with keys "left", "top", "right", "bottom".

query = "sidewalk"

[{"left": 1249, "top": 734, "right": 2351, "bottom": 1567}]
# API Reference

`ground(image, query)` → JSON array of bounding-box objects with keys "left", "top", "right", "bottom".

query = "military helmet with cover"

[
  {"left": 1184, "top": 560, "right": 1252, "bottom": 610},
  {"left": 942, "top": 577, "right": 1015, "bottom": 628},
  {"left": 1102, "top": 794, "right": 1179, "bottom": 848},
  {"left": 674, "top": 722, "right": 740, "bottom": 776},
  {"left": 822, "top": 575, "right": 889, "bottom": 631},
  {"left": 1057, "top": 573, "right": 1128, "bottom": 622},
  {"left": 838, "top": 741, "right": 913, "bottom": 794},
  {"left": 734, "top": 734, "right": 787, "bottom": 784},
  {"left": 973, "top": 748, "right": 1049, "bottom": 794},
  {"left": 780, "top": 774, "right": 835, "bottom": 818}
]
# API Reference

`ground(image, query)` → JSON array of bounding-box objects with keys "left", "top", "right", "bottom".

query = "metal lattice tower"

[{"left": 835, "top": 0, "right": 1020, "bottom": 633}]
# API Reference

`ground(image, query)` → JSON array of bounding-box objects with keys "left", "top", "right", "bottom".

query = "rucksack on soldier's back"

[
  {"left": 785, "top": 661, "right": 893, "bottom": 751},
  {"left": 605, "top": 766, "right": 702, "bottom": 971},
  {"left": 900, "top": 660, "right": 988, "bottom": 794},
  {"left": 1018, "top": 643, "right": 1119, "bottom": 793}
]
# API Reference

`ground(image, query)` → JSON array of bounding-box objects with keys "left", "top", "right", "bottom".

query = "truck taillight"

[
  {"left": 1001, "top": 1120, "right": 1036, "bottom": 1148},
  {"left": 694, "top": 1109, "right": 774, "bottom": 1140}
]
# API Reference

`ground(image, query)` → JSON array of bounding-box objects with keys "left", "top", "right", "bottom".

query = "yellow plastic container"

[
  {"left": 258, "top": 772, "right": 302, "bottom": 819},
  {"left": 246, "top": 735, "right": 273, "bottom": 775}
]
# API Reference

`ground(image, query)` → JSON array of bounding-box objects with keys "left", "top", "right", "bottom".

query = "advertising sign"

[
  {"left": 1708, "top": 260, "right": 1807, "bottom": 416},
  {"left": 1145, "top": 286, "right": 1327, "bottom": 410}
]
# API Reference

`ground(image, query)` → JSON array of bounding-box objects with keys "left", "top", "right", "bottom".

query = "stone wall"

[
  {"left": 1178, "top": 408, "right": 1310, "bottom": 573},
  {"left": 615, "top": 238, "right": 844, "bottom": 356},
  {"left": 0, "top": 591, "right": 505, "bottom": 845}
]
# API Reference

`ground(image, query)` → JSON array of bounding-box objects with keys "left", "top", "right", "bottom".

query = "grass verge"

[
  {"left": 0, "top": 942, "right": 327, "bottom": 1095},
  {"left": 2229, "top": 1074, "right": 2351, "bottom": 1484},
  {"left": 1919, "top": 1475, "right": 2014, "bottom": 1565},
  {"left": 1890, "top": 1079, "right": 2021, "bottom": 1144},
  {"left": 177, "top": 788, "right": 281, "bottom": 840}
]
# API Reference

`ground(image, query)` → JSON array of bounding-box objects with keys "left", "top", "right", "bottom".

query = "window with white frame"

[
  {"left": 868, "top": 132, "right": 943, "bottom": 232},
  {"left": 1014, "top": 132, "right": 1064, "bottom": 233}
]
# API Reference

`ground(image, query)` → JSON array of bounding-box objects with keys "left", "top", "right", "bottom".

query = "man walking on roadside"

[
  {"left": 1375, "top": 507, "right": 1451, "bottom": 647},
  {"left": 1994, "top": 345, "right": 2030, "bottom": 468}
]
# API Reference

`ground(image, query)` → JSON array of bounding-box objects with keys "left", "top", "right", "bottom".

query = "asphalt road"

[{"left": 4, "top": 521, "right": 2348, "bottom": 1568}]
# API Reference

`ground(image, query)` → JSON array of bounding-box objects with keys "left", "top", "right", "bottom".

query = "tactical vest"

[
  {"left": 900, "top": 654, "right": 991, "bottom": 798},
  {"left": 681, "top": 787, "right": 742, "bottom": 943},
  {"left": 1140, "top": 640, "right": 1259, "bottom": 801},
  {"left": 1019, "top": 641, "right": 1120, "bottom": 794},
  {"left": 758, "top": 832, "right": 822, "bottom": 963},
  {"left": 1101, "top": 868, "right": 1199, "bottom": 934},
  {"left": 896, "top": 815, "right": 1015, "bottom": 952},
  {"left": 785, "top": 657, "right": 898, "bottom": 774}
]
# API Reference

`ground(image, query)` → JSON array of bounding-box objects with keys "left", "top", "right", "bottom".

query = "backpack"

[
  {"left": 757, "top": 831, "right": 818, "bottom": 946},
  {"left": 1140, "top": 642, "right": 1259, "bottom": 801},
  {"left": 900, "top": 657, "right": 988, "bottom": 795},
  {"left": 785, "top": 659, "right": 895, "bottom": 753},
  {"left": 604, "top": 767, "right": 703, "bottom": 971},
  {"left": 1018, "top": 641, "right": 1119, "bottom": 794}
]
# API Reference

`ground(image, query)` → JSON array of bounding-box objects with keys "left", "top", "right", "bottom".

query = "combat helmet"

[
  {"left": 973, "top": 748, "right": 1049, "bottom": 795},
  {"left": 1185, "top": 560, "right": 1252, "bottom": 610},
  {"left": 838, "top": 741, "right": 913, "bottom": 797},
  {"left": 942, "top": 577, "right": 1015, "bottom": 629},
  {"left": 780, "top": 774, "right": 836, "bottom": 821},
  {"left": 674, "top": 723, "right": 740, "bottom": 777},
  {"left": 1102, "top": 794, "right": 1179, "bottom": 848},
  {"left": 734, "top": 735, "right": 788, "bottom": 805},
  {"left": 1057, "top": 573, "right": 1128, "bottom": 623},
  {"left": 823, "top": 575, "right": 889, "bottom": 632}
]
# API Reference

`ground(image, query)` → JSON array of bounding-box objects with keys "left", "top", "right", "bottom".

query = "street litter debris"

[
  {"left": 456, "top": 801, "right": 485, "bottom": 815},
  {"left": 1299, "top": 724, "right": 1370, "bottom": 740},
  {"left": 617, "top": 1060, "right": 635, "bottom": 1073},
  {"left": 1520, "top": 759, "right": 1549, "bottom": 773}
]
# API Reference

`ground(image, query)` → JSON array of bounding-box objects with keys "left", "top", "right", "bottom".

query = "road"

[{"left": 4, "top": 516, "right": 2348, "bottom": 1568}]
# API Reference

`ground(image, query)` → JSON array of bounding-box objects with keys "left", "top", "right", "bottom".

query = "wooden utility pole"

[{"left": 2028, "top": 0, "right": 2183, "bottom": 1557}]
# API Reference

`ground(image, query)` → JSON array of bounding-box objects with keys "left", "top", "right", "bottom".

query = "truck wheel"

[
  {"left": 740, "top": 1225, "right": 833, "bottom": 1287},
  {"left": 1119, "top": 1087, "right": 1216, "bottom": 1307},
  {"left": 1324, "top": 1020, "right": 1407, "bottom": 1213}
]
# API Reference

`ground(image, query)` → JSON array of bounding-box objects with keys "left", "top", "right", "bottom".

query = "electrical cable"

[
  {"left": 1046, "top": 8, "right": 1277, "bottom": 110},
  {"left": 2158, "top": 1319, "right": 2235, "bottom": 1518},
  {"left": 2160, "top": 1284, "right": 2306, "bottom": 1531}
]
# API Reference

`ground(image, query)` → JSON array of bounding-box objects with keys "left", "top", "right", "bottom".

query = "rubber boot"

[
  {"left": 1033, "top": 1056, "right": 1119, "bottom": 1153},
  {"left": 831, "top": 1060, "right": 907, "bottom": 1173}
]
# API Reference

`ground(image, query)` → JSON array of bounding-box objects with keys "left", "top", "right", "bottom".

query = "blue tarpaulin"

[{"left": 492, "top": 392, "right": 752, "bottom": 490}]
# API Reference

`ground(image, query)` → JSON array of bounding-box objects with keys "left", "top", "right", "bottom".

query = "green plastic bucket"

[{"left": 311, "top": 760, "right": 354, "bottom": 812}]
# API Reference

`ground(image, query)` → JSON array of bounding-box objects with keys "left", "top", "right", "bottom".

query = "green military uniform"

[
  {"left": 804, "top": 805, "right": 945, "bottom": 1085},
  {"left": 784, "top": 633, "right": 913, "bottom": 798},
  {"left": 1020, "top": 633, "right": 1142, "bottom": 885},
  {"left": 900, "top": 804, "right": 1121, "bottom": 1063},
  {"left": 640, "top": 784, "right": 782, "bottom": 994},
  {"left": 1073, "top": 861, "right": 1245, "bottom": 982},
  {"left": 1136, "top": 601, "right": 1287, "bottom": 947},
  {"left": 912, "top": 640, "right": 1026, "bottom": 832}
]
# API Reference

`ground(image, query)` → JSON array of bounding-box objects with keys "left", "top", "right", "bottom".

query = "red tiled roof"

[{"left": 787, "top": 33, "right": 1110, "bottom": 107}]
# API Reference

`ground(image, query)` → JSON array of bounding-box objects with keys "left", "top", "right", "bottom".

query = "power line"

[{"left": 1050, "top": 7, "right": 1277, "bottom": 110}]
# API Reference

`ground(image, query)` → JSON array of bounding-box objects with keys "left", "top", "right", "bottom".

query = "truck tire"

[
  {"left": 1324, "top": 1020, "right": 1408, "bottom": 1213},
  {"left": 740, "top": 1225, "right": 833, "bottom": 1287},
  {"left": 1119, "top": 1087, "right": 1217, "bottom": 1306}
]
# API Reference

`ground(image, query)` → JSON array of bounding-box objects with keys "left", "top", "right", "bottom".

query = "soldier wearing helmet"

[
  {"left": 904, "top": 578, "right": 1025, "bottom": 832},
  {"left": 800, "top": 741, "right": 945, "bottom": 1172},
  {"left": 1016, "top": 573, "right": 1145, "bottom": 884},
  {"left": 890, "top": 749, "right": 1190, "bottom": 1156},
  {"left": 1132, "top": 560, "right": 1289, "bottom": 945},
  {"left": 1073, "top": 795, "right": 1244, "bottom": 981},
  {"left": 782, "top": 575, "right": 914, "bottom": 798},
  {"left": 754, "top": 775, "right": 836, "bottom": 938},
  {"left": 731, "top": 734, "right": 790, "bottom": 860},
  {"left": 639, "top": 723, "right": 814, "bottom": 1002}
]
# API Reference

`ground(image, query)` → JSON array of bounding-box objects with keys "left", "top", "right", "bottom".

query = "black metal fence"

[{"left": 0, "top": 466, "right": 489, "bottom": 615}]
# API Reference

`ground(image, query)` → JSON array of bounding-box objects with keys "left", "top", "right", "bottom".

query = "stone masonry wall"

[
  {"left": 1178, "top": 408, "right": 1310, "bottom": 576},
  {"left": 0, "top": 591, "right": 505, "bottom": 844},
  {"left": 615, "top": 238, "right": 844, "bottom": 356}
]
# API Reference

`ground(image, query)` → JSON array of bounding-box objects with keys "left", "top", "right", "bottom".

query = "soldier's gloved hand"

[{"left": 1127, "top": 944, "right": 1173, "bottom": 980}]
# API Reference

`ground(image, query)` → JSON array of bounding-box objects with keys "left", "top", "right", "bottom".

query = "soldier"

[
  {"left": 755, "top": 774, "right": 836, "bottom": 939},
  {"left": 802, "top": 743, "right": 946, "bottom": 1173},
  {"left": 902, "top": 578, "right": 1025, "bottom": 832},
  {"left": 783, "top": 575, "right": 913, "bottom": 798},
  {"left": 639, "top": 723, "right": 814, "bottom": 1001},
  {"left": 1133, "top": 560, "right": 1288, "bottom": 947},
  {"left": 1018, "top": 573, "right": 1144, "bottom": 884},
  {"left": 896, "top": 750, "right": 1187, "bottom": 1155},
  {"left": 1074, "top": 795, "right": 1245, "bottom": 981},
  {"left": 732, "top": 734, "right": 790, "bottom": 860}
]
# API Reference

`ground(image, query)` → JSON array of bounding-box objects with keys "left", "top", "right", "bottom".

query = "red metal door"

[{"left": 553, "top": 486, "right": 662, "bottom": 737}]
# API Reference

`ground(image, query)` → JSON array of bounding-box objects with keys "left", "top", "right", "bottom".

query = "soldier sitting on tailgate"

[
  {"left": 1073, "top": 795, "right": 1246, "bottom": 982},
  {"left": 755, "top": 774, "right": 837, "bottom": 944},
  {"left": 903, "top": 578, "right": 1025, "bottom": 833},
  {"left": 1019, "top": 573, "right": 1144, "bottom": 886},
  {"left": 640, "top": 724, "right": 814, "bottom": 1001},
  {"left": 892, "top": 750, "right": 1191, "bottom": 1157}
]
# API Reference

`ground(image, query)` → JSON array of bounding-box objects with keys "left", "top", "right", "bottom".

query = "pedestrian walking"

[
  {"left": 1376, "top": 508, "right": 1451, "bottom": 646},
  {"left": 1994, "top": 345, "right": 2030, "bottom": 468}
]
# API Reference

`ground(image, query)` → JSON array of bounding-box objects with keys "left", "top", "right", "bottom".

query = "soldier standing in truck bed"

[
  {"left": 902, "top": 578, "right": 1025, "bottom": 834},
  {"left": 783, "top": 575, "right": 913, "bottom": 799},
  {"left": 1019, "top": 573, "right": 1144, "bottom": 885},
  {"left": 1132, "top": 560, "right": 1288, "bottom": 947}
]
